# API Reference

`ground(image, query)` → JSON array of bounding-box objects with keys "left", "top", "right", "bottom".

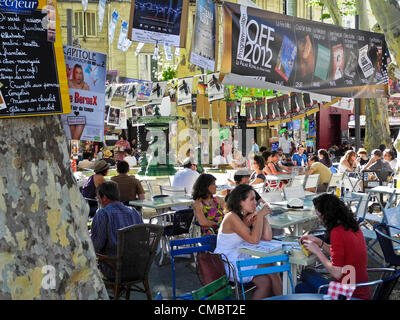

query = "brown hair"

[{"left": 344, "top": 150, "right": 357, "bottom": 167}]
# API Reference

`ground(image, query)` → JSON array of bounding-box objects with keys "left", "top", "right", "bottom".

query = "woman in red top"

[{"left": 295, "top": 193, "right": 370, "bottom": 300}]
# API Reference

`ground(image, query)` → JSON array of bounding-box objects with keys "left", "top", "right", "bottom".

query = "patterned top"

[{"left": 201, "top": 198, "right": 224, "bottom": 236}]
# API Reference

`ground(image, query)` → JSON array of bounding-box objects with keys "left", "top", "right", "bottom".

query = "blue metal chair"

[
  {"left": 374, "top": 223, "right": 400, "bottom": 268},
  {"left": 357, "top": 191, "right": 397, "bottom": 266},
  {"left": 382, "top": 206, "right": 400, "bottom": 248},
  {"left": 170, "top": 235, "right": 217, "bottom": 300},
  {"left": 236, "top": 254, "right": 294, "bottom": 300}
]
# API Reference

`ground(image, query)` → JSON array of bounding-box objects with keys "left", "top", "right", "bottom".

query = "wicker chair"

[{"left": 96, "top": 224, "right": 163, "bottom": 300}]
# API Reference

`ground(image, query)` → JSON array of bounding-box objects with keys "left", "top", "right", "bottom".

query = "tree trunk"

[
  {"left": 355, "top": 0, "right": 369, "bottom": 31},
  {"left": 323, "top": 0, "right": 392, "bottom": 152},
  {"left": 321, "top": 0, "right": 342, "bottom": 25},
  {"left": 0, "top": 116, "right": 108, "bottom": 299},
  {"left": 368, "top": 0, "right": 400, "bottom": 67},
  {"left": 363, "top": 98, "right": 392, "bottom": 152},
  {"left": 357, "top": 0, "right": 392, "bottom": 152}
]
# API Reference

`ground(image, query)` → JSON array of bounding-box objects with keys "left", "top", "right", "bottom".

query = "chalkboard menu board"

[{"left": 0, "top": 0, "right": 71, "bottom": 118}]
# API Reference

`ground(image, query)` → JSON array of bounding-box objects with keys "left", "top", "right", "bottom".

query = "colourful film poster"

[
  {"left": 314, "top": 44, "right": 331, "bottom": 80},
  {"left": 332, "top": 44, "right": 345, "bottom": 80},
  {"left": 61, "top": 46, "right": 107, "bottom": 142},
  {"left": 0, "top": 0, "right": 71, "bottom": 118},
  {"left": 275, "top": 35, "right": 297, "bottom": 82},
  {"left": 128, "top": 0, "right": 189, "bottom": 47}
]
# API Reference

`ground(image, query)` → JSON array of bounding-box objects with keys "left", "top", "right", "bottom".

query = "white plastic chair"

[
  {"left": 290, "top": 175, "right": 306, "bottom": 188},
  {"left": 327, "top": 172, "right": 344, "bottom": 192},
  {"left": 160, "top": 186, "right": 187, "bottom": 197},
  {"left": 252, "top": 182, "right": 266, "bottom": 194},
  {"left": 304, "top": 174, "right": 320, "bottom": 190},
  {"left": 283, "top": 185, "right": 306, "bottom": 200}
]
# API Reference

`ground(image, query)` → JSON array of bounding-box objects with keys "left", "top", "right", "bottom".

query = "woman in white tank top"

[{"left": 214, "top": 184, "right": 283, "bottom": 299}]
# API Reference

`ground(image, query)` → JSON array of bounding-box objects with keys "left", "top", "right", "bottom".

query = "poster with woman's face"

[
  {"left": 107, "top": 106, "right": 121, "bottom": 126},
  {"left": 61, "top": 46, "right": 107, "bottom": 142},
  {"left": 144, "top": 104, "right": 155, "bottom": 116},
  {"left": 130, "top": 106, "right": 143, "bottom": 117}
]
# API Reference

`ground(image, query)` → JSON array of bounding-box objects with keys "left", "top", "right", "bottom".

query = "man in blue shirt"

[
  {"left": 292, "top": 144, "right": 308, "bottom": 167},
  {"left": 91, "top": 181, "right": 143, "bottom": 279},
  {"left": 251, "top": 138, "right": 260, "bottom": 153}
]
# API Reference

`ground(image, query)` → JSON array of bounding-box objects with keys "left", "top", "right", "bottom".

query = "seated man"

[
  {"left": 362, "top": 149, "right": 393, "bottom": 182},
  {"left": 173, "top": 157, "right": 200, "bottom": 194},
  {"left": 306, "top": 155, "right": 332, "bottom": 193},
  {"left": 212, "top": 147, "right": 227, "bottom": 166},
  {"left": 383, "top": 149, "right": 397, "bottom": 171},
  {"left": 172, "top": 157, "right": 200, "bottom": 210},
  {"left": 90, "top": 181, "right": 143, "bottom": 279},
  {"left": 224, "top": 169, "right": 265, "bottom": 206},
  {"left": 111, "top": 160, "right": 145, "bottom": 205},
  {"left": 78, "top": 151, "right": 95, "bottom": 170}
]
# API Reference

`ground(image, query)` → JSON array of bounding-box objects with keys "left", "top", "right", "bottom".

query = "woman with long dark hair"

[
  {"left": 318, "top": 149, "right": 332, "bottom": 168},
  {"left": 192, "top": 173, "right": 225, "bottom": 236},
  {"left": 295, "top": 193, "right": 370, "bottom": 299},
  {"left": 249, "top": 155, "right": 266, "bottom": 185},
  {"left": 214, "top": 184, "right": 282, "bottom": 299}
]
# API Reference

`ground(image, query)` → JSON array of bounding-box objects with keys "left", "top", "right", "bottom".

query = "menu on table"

[{"left": 0, "top": 0, "right": 70, "bottom": 118}]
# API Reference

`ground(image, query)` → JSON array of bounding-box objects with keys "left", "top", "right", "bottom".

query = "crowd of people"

[
  {"left": 82, "top": 129, "right": 398, "bottom": 300},
  {"left": 76, "top": 135, "right": 141, "bottom": 171}
]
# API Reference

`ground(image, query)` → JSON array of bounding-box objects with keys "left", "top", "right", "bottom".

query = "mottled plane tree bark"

[
  {"left": 0, "top": 116, "right": 108, "bottom": 299},
  {"left": 369, "top": 0, "right": 400, "bottom": 172}
]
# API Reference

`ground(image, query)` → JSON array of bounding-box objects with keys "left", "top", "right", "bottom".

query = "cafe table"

[
  {"left": 364, "top": 185, "right": 400, "bottom": 209},
  {"left": 239, "top": 242, "right": 318, "bottom": 295},
  {"left": 128, "top": 195, "right": 194, "bottom": 214},
  {"left": 267, "top": 206, "right": 318, "bottom": 237}
]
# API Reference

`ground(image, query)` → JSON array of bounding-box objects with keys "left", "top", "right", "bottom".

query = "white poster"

[
  {"left": 149, "top": 81, "right": 167, "bottom": 105},
  {"left": 117, "top": 20, "right": 129, "bottom": 51},
  {"left": 122, "top": 37, "right": 133, "bottom": 52},
  {"left": 128, "top": 0, "right": 188, "bottom": 47},
  {"left": 116, "top": 110, "right": 127, "bottom": 129},
  {"left": 177, "top": 77, "right": 193, "bottom": 105},
  {"left": 190, "top": 0, "right": 217, "bottom": 71},
  {"left": 107, "top": 106, "right": 121, "bottom": 126},
  {"left": 164, "top": 44, "right": 173, "bottom": 61},
  {"left": 61, "top": 46, "right": 107, "bottom": 142},
  {"left": 108, "top": 10, "right": 119, "bottom": 44},
  {"left": 130, "top": 106, "right": 143, "bottom": 118},
  {"left": 134, "top": 42, "right": 144, "bottom": 56},
  {"left": 82, "top": 0, "right": 88, "bottom": 11},
  {"left": 144, "top": 104, "right": 155, "bottom": 116},
  {"left": 331, "top": 98, "right": 354, "bottom": 111},
  {"left": 105, "top": 83, "right": 117, "bottom": 105},
  {"left": 126, "top": 83, "right": 139, "bottom": 107},
  {"left": 207, "top": 72, "right": 224, "bottom": 102},
  {"left": 98, "top": 0, "right": 106, "bottom": 31}
]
